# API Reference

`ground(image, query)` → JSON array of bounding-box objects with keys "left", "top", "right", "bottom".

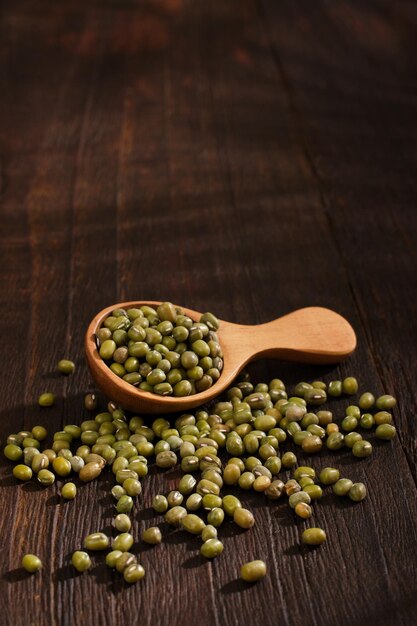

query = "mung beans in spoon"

[{"left": 85, "top": 301, "right": 357, "bottom": 413}]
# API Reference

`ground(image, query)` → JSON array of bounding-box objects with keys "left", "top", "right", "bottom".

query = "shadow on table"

[
  {"left": 182, "top": 554, "right": 207, "bottom": 569},
  {"left": 221, "top": 578, "right": 249, "bottom": 594},
  {"left": 2, "top": 568, "right": 33, "bottom": 583}
]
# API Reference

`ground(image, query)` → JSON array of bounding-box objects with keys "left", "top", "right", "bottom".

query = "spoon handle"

[{"left": 223, "top": 307, "right": 356, "bottom": 365}]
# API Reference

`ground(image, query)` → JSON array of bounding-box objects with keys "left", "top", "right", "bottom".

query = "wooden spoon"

[{"left": 85, "top": 302, "right": 356, "bottom": 414}]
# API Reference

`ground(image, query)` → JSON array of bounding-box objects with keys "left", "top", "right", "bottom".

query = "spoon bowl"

[{"left": 85, "top": 301, "right": 356, "bottom": 414}]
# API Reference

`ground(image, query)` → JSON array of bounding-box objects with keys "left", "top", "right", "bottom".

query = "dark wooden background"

[{"left": 1, "top": 1, "right": 416, "bottom": 625}]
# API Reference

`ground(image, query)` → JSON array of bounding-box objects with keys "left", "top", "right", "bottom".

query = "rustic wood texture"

[{"left": 0, "top": 1, "right": 416, "bottom": 625}]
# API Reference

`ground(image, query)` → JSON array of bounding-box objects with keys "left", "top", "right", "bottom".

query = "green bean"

[
  {"left": 295, "top": 502, "right": 312, "bottom": 519},
  {"left": 124, "top": 564, "right": 145, "bottom": 583},
  {"left": 106, "top": 550, "right": 123, "bottom": 568},
  {"left": 349, "top": 482, "right": 367, "bottom": 502},
  {"left": 32, "top": 426, "right": 48, "bottom": 441},
  {"left": 178, "top": 474, "right": 197, "bottom": 495},
  {"left": 304, "top": 388, "right": 327, "bottom": 405},
  {"left": 302, "top": 528, "right": 326, "bottom": 545},
  {"left": 317, "top": 411, "right": 333, "bottom": 426},
  {"left": 299, "top": 476, "right": 314, "bottom": 489},
  {"left": 13, "top": 464, "right": 32, "bottom": 481},
  {"left": 294, "top": 382, "right": 312, "bottom": 397},
  {"left": 303, "top": 484, "right": 323, "bottom": 500},
  {"left": 57, "top": 359, "right": 75, "bottom": 375},
  {"left": 375, "top": 424, "right": 396, "bottom": 440},
  {"left": 113, "top": 514, "right": 131, "bottom": 533},
  {"left": 265, "top": 480, "right": 285, "bottom": 500},
  {"left": 342, "top": 377, "right": 358, "bottom": 395},
  {"left": 333, "top": 478, "right": 353, "bottom": 496},
  {"left": 234, "top": 508, "right": 255, "bottom": 529},
  {"left": 112, "top": 533, "right": 134, "bottom": 552},
  {"left": 281, "top": 451, "right": 297, "bottom": 468},
  {"left": 142, "top": 527, "right": 162, "bottom": 544},
  {"left": 360, "top": 413, "right": 374, "bottom": 429},
  {"left": 22, "top": 554, "right": 42, "bottom": 573},
  {"left": 264, "top": 456, "right": 282, "bottom": 475},
  {"left": 79, "top": 461, "right": 102, "bottom": 482},
  {"left": 201, "top": 539, "right": 224, "bottom": 558},
  {"left": 38, "top": 393, "right": 56, "bottom": 407},
  {"left": 240, "top": 560, "right": 267, "bottom": 582},
  {"left": 37, "top": 469, "right": 55, "bottom": 485},
  {"left": 123, "top": 478, "right": 142, "bottom": 497},
  {"left": 115, "top": 552, "right": 137, "bottom": 573},
  {"left": 341, "top": 416, "right": 358, "bottom": 432},
  {"left": 374, "top": 411, "right": 393, "bottom": 425},
  {"left": 4, "top": 444, "right": 23, "bottom": 462},
  {"left": 238, "top": 471, "right": 255, "bottom": 490},
  {"left": 289, "top": 491, "right": 311, "bottom": 509},
  {"left": 165, "top": 506, "right": 187, "bottom": 527},
  {"left": 112, "top": 485, "right": 127, "bottom": 501},
  {"left": 285, "top": 479, "right": 301, "bottom": 496},
  {"left": 61, "top": 482, "right": 77, "bottom": 500},
  {"left": 84, "top": 393, "right": 98, "bottom": 411},
  {"left": 294, "top": 466, "right": 316, "bottom": 481},
  {"left": 301, "top": 435, "right": 322, "bottom": 453},
  {"left": 344, "top": 432, "right": 362, "bottom": 449},
  {"left": 207, "top": 507, "right": 225, "bottom": 527},
  {"left": 201, "top": 525, "right": 218, "bottom": 541},
  {"left": 71, "top": 551, "right": 91, "bottom": 572},
  {"left": 167, "top": 490, "right": 183, "bottom": 507},
  {"left": 156, "top": 451, "right": 177, "bottom": 469},
  {"left": 375, "top": 395, "right": 396, "bottom": 410},
  {"left": 202, "top": 494, "right": 222, "bottom": 510},
  {"left": 222, "top": 494, "right": 242, "bottom": 516},
  {"left": 84, "top": 532, "right": 110, "bottom": 550},
  {"left": 116, "top": 495, "right": 134, "bottom": 514},
  {"left": 327, "top": 381, "right": 342, "bottom": 397},
  {"left": 319, "top": 467, "right": 340, "bottom": 485},
  {"left": 358, "top": 392, "right": 375, "bottom": 410},
  {"left": 326, "top": 432, "right": 344, "bottom": 450},
  {"left": 352, "top": 440, "right": 372, "bottom": 458},
  {"left": 181, "top": 514, "right": 205, "bottom": 535},
  {"left": 186, "top": 493, "right": 203, "bottom": 512},
  {"left": 32, "top": 454, "right": 49, "bottom": 474}
]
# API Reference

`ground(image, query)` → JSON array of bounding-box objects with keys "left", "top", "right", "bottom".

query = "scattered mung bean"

[
  {"left": 84, "top": 533, "right": 110, "bottom": 551},
  {"left": 57, "top": 359, "right": 76, "bottom": 375},
  {"left": 142, "top": 527, "right": 162, "bottom": 544},
  {"left": 71, "top": 551, "right": 92, "bottom": 572},
  {"left": 22, "top": 554, "right": 42, "bottom": 573},
  {"left": 201, "top": 539, "right": 224, "bottom": 558},
  {"left": 240, "top": 560, "right": 267, "bottom": 582},
  {"left": 349, "top": 483, "right": 367, "bottom": 502},
  {"left": 302, "top": 527, "right": 326, "bottom": 545},
  {"left": 61, "top": 482, "right": 77, "bottom": 499},
  {"left": 234, "top": 508, "right": 255, "bottom": 529},
  {"left": 124, "top": 563, "right": 145, "bottom": 583},
  {"left": 38, "top": 393, "right": 55, "bottom": 407},
  {"left": 375, "top": 424, "right": 396, "bottom": 440}
]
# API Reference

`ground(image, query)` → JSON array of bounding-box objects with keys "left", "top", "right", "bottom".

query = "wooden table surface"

[{"left": 1, "top": 1, "right": 416, "bottom": 625}]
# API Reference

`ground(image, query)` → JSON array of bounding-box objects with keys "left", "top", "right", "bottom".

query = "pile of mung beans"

[
  {"left": 96, "top": 303, "right": 223, "bottom": 397},
  {"left": 2, "top": 358, "right": 397, "bottom": 584}
]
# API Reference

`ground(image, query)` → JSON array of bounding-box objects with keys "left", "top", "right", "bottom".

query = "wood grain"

[{"left": 0, "top": 1, "right": 416, "bottom": 625}]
